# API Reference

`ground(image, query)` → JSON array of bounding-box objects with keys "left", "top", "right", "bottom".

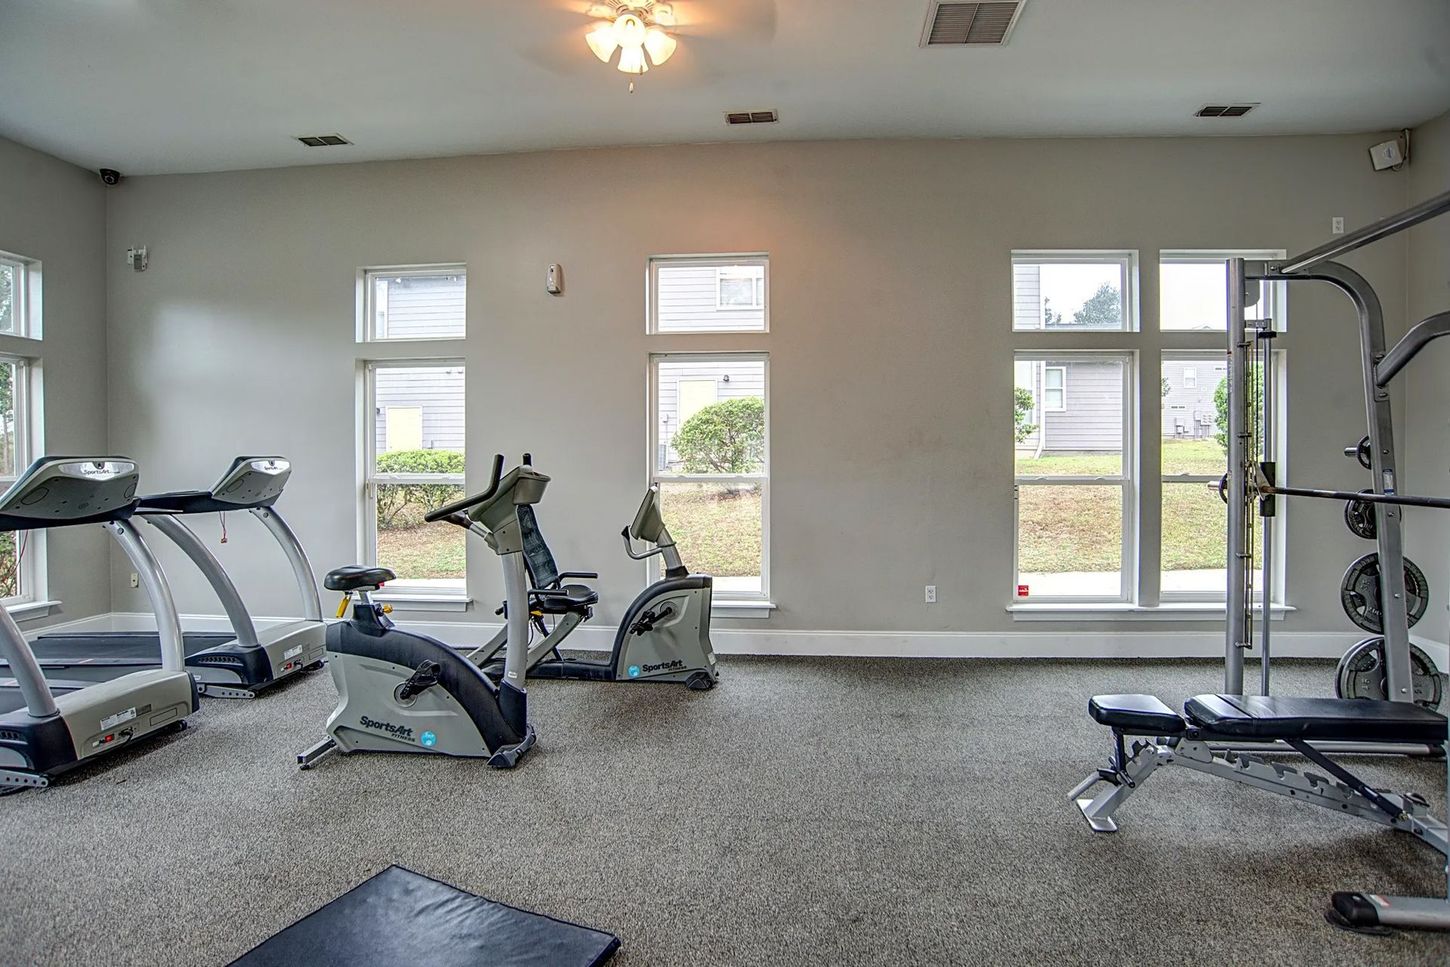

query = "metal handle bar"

[
  {"left": 621, "top": 526, "right": 664, "bottom": 561},
  {"left": 424, "top": 454, "right": 505, "bottom": 522}
]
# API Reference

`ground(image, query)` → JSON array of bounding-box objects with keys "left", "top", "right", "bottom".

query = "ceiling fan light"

[
  {"left": 614, "top": 13, "right": 647, "bottom": 48},
  {"left": 644, "top": 27, "right": 677, "bottom": 66},
  {"left": 585, "top": 21, "right": 619, "bottom": 63},
  {"left": 616, "top": 43, "right": 648, "bottom": 75}
]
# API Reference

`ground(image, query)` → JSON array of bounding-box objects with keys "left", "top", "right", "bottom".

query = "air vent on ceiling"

[
  {"left": 1195, "top": 104, "right": 1258, "bottom": 118},
  {"left": 726, "top": 110, "right": 779, "bottom": 126},
  {"left": 296, "top": 134, "right": 352, "bottom": 147},
  {"left": 921, "top": 1, "right": 1024, "bottom": 47}
]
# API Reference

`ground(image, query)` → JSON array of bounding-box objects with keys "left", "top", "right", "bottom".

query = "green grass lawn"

[
  {"left": 660, "top": 483, "right": 763, "bottom": 577},
  {"left": 1018, "top": 439, "right": 1229, "bottom": 574},
  {"left": 377, "top": 523, "right": 466, "bottom": 581}
]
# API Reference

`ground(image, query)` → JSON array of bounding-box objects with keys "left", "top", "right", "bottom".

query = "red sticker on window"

[{"left": 1016, "top": 584, "right": 1030, "bottom": 598}]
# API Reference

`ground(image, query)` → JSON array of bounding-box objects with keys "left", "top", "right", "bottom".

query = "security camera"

[{"left": 99, "top": 168, "right": 122, "bottom": 186}]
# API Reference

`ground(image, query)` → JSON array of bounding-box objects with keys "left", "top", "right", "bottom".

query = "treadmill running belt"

[
  {"left": 23, "top": 632, "right": 236, "bottom": 663},
  {"left": 229, "top": 866, "right": 620, "bottom": 967}
]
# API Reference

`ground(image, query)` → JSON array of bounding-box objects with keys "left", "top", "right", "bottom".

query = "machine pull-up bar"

[{"left": 1277, "top": 187, "right": 1450, "bottom": 275}]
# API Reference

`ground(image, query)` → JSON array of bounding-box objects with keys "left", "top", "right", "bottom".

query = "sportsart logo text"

[
  {"left": 360, "top": 715, "right": 415, "bottom": 740},
  {"left": 629, "top": 659, "right": 686, "bottom": 678}
]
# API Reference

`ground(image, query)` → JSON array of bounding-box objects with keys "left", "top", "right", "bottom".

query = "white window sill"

[
  {"left": 712, "top": 599, "right": 776, "bottom": 620},
  {"left": 373, "top": 593, "right": 472, "bottom": 613},
  {"left": 1007, "top": 602, "right": 1294, "bottom": 622},
  {"left": 7, "top": 599, "right": 62, "bottom": 621}
]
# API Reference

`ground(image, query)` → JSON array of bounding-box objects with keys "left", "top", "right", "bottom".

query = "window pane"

[
  {"left": 0, "top": 360, "right": 18, "bottom": 478},
  {"left": 1160, "top": 260, "right": 1275, "bottom": 331},
  {"left": 373, "top": 366, "right": 464, "bottom": 471},
  {"left": 1016, "top": 485, "right": 1122, "bottom": 597},
  {"left": 0, "top": 531, "right": 18, "bottom": 598},
  {"left": 1161, "top": 481, "right": 1226, "bottom": 595},
  {"left": 376, "top": 484, "right": 465, "bottom": 586},
  {"left": 370, "top": 270, "right": 465, "bottom": 339},
  {"left": 652, "top": 258, "right": 767, "bottom": 333},
  {"left": 0, "top": 262, "right": 15, "bottom": 334},
  {"left": 1160, "top": 356, "right": 1227, "bottom": 475},
  {"left": 1013, "top": 259, "right": 1127, "bottom": 331},
  {"left": 1014, "top": 357, "right": 1124, "bottom": 476},
  {"left": 659, "top": 480, "right": 762, "bottom": 595},
  {"left": 655, "top": 359, "right": 765, "bottom": 475}
]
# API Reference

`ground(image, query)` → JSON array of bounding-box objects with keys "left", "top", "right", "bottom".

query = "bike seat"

[
  {"left": 530, "top": 584, "right": 599, "bottom": 614},
  {"left": 325, "top": 565, "right": 397, "bottom": 592}
]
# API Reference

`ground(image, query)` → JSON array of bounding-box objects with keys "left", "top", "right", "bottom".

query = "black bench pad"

[
  {"left": 1186, "top": 694, "right": 1448, "bottom": 744},
  {"left": 1089, "top": 694, "right": 1187, "bottom": 734},
  {"left": 230, "top": 865, "right": 619, "bottom": 967}
]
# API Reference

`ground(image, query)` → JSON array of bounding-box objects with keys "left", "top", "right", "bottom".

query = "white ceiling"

[{"left": 2, "top": 0, "right": 1447, "bottom": 175}]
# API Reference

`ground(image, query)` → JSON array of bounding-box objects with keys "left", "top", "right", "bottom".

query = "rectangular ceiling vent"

[
  {"left": 726, "top": 110, "right": 779, "bottom": 126},
  {"left": 1195, "top": 104, "right": 1258, "bottom": 118},
  {"left": 296, "top": 134, "right": 352, "bottom": 147},
  {"left": 921, "top": 2, "right": 1024, "bottom": 47}
]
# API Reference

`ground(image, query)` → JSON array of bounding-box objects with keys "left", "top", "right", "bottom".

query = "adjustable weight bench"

[{"left": 1070, "top": 694, "right": 1449, "bottom": 857}]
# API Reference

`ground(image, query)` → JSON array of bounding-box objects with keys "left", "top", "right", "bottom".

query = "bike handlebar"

[{"left": 424, "top": 454, "right": 506, "bottom": 522}]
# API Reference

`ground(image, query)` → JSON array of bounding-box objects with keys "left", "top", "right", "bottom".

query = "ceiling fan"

[{"left": 531, "top": 0, "right": 778, "bottom": 91}]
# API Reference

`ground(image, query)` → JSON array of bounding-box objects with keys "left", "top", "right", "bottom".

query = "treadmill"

[
  {"left": 20, "top": 457, "right": 326, "bottom": 698},
  {"left": 0, "top": 456, "right": 198, "bottom": 790}
]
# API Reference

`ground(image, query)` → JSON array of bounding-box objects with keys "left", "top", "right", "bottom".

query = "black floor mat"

[{"left": 229, "top": 866, "right": 620, "bottom": 967}]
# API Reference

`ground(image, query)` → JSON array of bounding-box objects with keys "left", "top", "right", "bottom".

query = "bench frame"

[{"left": 1070, "top": 728, "right": 1449, "bottom": 856}]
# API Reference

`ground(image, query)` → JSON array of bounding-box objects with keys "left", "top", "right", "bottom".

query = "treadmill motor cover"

[{"left": 229, "top": 866, "right": 620, "bottom": 967}]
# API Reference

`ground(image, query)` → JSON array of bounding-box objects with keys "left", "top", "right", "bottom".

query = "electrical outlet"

[
  {"left": 129, "top": 572, "right": 139, "bottom": 589},
  {"left": 925, "top": 585, "right": 937, "bottom": 604},
  {"left": 1331, "top": 217, "right": 1345, "bottom": 235}
]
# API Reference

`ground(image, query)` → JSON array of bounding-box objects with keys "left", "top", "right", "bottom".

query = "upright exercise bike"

[
  {"left": 469, "top": 483, "right": 718, "bottom": 690},
  {"left": 298, "top": 454, "right": 545, "bottom": 769}
]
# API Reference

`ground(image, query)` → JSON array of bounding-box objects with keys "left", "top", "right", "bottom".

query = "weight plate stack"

[
  {"left": 1339, "top": 552, "right": 1429, "bottom": 633},
  {"left": 1335, "top": 635, "right": 1444, "bottom": 709}
]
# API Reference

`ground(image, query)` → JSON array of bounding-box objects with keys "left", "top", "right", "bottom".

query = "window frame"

[
  {"left": 0, "top": 355, "right": 41, "bottom": 606},
  {"left": 357, "top": 264, "right": 467, "bottom": 343},
  {"left": 647, "top": 254, "right": 770, "bottom": 334},
  {"left": 359, "top": 358, "right": 467, "bottom": 598},
  {"left": 0, "top": 251, "right": 40, "bottom": 340},
  {"left": 1012, "top": 350, "right": 1137, "bottom": 604},
  {"left": 1011, "top": 250, "right": 1140, "bottom": 333},
  {"left": 647, "top": 351, "right": 770, "bottom": 602}
]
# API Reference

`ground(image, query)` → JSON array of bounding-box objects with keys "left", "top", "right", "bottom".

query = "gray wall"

[
  {"left": 1404, "top": 110, "right": 1450, "bottom": 646},
  {"left": 0, "top": 137, "right": 111, "bottom": 628},
  {"left": 102, "top": 136, "right": 1412, "bottom": 637}
]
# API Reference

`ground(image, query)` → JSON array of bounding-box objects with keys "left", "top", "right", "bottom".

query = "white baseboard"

[{"left": 49, "top": 612, "right": 1389, "bottom": 661}]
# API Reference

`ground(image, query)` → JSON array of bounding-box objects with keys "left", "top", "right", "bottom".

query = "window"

[
  {"left": 649, "top": 354, "right": 768, "bottom": 599},
  {"left": 1043, "top": 367, "right": 1067, "bottom": 411},
  {"left": 1160, "top": 351, "right": 1277, "bottom": 600},
  {"left": 716, "top": 266, "right": 765, "bottom": 309},
  {"left": 362, "top": 362, "right": 466, "bottom": 595},
  {"left": 0, "top": 357, "right": 35, "bottom": 602},
  {"left": 1160, "top": 251, "right": 1284, "bottom": 331},
  {"left": 0, "top": 252, "right": 38, "bottom": 339},
  {"left": 1012, "top": 251, "right": 1137, "bottom": 332},
  {"left": 649, "top": 255, "right": 769, "bottom": 333},
  {"left": 1014, "top": 353, "right": 1133, "bottom": 600},
  {"left": 360, "top": 265, "right": 466, "bottom": 341}
]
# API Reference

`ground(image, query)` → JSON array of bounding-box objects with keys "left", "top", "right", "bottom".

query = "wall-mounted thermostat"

[
  {"left": 127, "top": 246, "right": 148, "bottom": 272},
  {"left": 546, "top": 263, "right": 563, "bottom": 295}
]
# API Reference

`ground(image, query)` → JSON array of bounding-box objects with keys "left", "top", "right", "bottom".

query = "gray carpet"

[{"left": 1, "top": 656, "right": 1447, "bottom": 966}]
